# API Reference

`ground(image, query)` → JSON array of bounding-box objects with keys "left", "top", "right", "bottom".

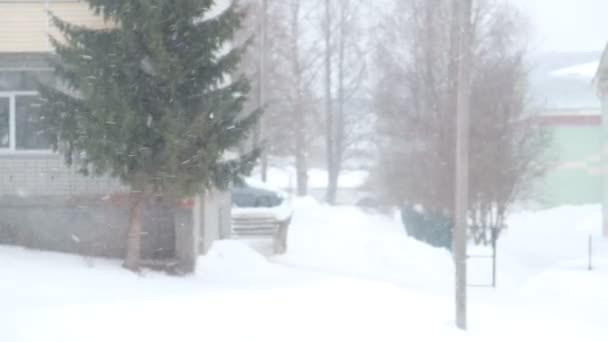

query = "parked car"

[{"left": 230, "top": 178, "right": 293, "bottom": 254}]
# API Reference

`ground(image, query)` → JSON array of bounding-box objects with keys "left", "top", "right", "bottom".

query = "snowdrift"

[
  {"left": 276, "top": 197, "right": 455, "bottom": 294},
  {"left": 502, "top": 205, "right": 602, "bottom": 270}
]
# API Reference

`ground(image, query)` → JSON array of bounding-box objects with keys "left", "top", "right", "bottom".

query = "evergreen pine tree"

[{"left": 38, "top": 0, "right": 260, "bottom": 271}]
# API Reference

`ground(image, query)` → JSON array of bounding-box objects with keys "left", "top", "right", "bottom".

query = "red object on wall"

[{"left": 532, "top": 115, "right": 601, "bottom": 127}]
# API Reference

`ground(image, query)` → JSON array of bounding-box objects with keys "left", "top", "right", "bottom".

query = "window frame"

[{"left": 0, "top": 90, "right": 53, "bottom": 155}]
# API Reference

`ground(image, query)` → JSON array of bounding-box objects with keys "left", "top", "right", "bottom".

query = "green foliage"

[
  {"left": 39, "top": 0, "right": 259, "bottom": 196},
  {"left": 401, "top": 206, "right": 452, "bottom": 251}
]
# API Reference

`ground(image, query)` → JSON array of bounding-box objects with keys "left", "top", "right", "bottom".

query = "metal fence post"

[
  {"left": 588, "top": 234, "right": 593, "bottom": 271},
  {"left": 492, "top": 226, "right": 497, "bottom": 287}
]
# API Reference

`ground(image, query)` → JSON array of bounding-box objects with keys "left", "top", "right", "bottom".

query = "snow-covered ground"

[
  {"left": 1, "top": 198, "right": 608, "bottom": 341},
  {"left": 276, "top": 198, "right": 455, "bottom": 293},
  {"left": 254, "top": 166, "right": 369, "bottom": 190}
]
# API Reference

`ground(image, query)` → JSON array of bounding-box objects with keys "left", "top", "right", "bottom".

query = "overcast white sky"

[{"left": 511, "top": 0, "right": 608, "bottom": 52}]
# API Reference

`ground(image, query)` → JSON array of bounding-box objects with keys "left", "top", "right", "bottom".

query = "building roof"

[{"left": 592, "top": 42, "right": 608, "bottom": 95}]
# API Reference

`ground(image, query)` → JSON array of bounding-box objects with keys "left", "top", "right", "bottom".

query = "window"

[
  {"left": 0, "top": 69, "right": 53, "bottom": 152},
  {"left": 16, "top": 95, "right": 47, "bottom": 150},
  {"left": 0, "top": 97, "right": 9, "bottom": 148},
  {"left": 0, "top": 92, "right": 50, "bottom": 152}
]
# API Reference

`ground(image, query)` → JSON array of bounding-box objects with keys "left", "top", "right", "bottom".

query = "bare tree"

[
  {"left": 242, "top": 0, "right": 369, "bottom": 200},
  {"left": 242, "top": 0, "right": 324, "bottom": 196},
  {"left": 467, "top": 3, "right": 547, "bottom": 244},
  {"left": 373, "top": 0, "right": 546, "bottom": 241},
  {"left": 323, "top": 0, "right": 335, "bottom": 202},
  {"left": 323, "top": 0, "right": 367, "bottom": 204},
  {"left": 374, "top": 0, "right": 455, "bottom": 211},
  {"left": 279, "top": 0, "right": 325, "bottom": 195}
]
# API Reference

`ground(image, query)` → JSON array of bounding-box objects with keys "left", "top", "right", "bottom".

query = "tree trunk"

[
  {"left": 295, "top": 133, "right": 308, "bottom": 196},
  {"left": 291, "top": 0, "right": 308, "bottom": 197},
  {"left": 327, "top": 169, "right": 338, "bottom": 204},
  {"left": 123, "top": 194, "right": 144, "bottom": 271},
  {"left": 324, "top": 0, "right": 335, "bottom": 204},
  {"left": 327, "top": 0, "right": 347, "bottom": 206},
  {"left": 261, "top": 153, "right": 268, "bottom": 182}
]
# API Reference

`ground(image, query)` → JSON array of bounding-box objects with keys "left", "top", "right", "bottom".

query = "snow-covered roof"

[
  {"left": 552, "top": 61, "right": 599, "bottom": 79},
  {"left": 538, "top": 108, "right": 600, "bottom": 116}
]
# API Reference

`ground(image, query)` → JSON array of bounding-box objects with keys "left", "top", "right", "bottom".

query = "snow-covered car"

[{"left": 230, "top": 178, "right": 293, "bottom": 254}]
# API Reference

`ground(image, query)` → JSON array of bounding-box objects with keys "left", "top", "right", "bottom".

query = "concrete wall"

[
  {"left": 0, "top": 152, "right": 229, "bottom": 266},
  {"left": 174, "top": 202, "right": 197, "bottom": 272},
  {"left": 0, "top": 154, "right": 176, "bottom": 258},
  {"left": 0, "top": 153, "right": 124, "bottom": 197},
  {"left": 200, "top": 189, "right": 231, "bottom": 253},
  {"left": 0, "top": 195, "right": 175, "bottom": 259}
]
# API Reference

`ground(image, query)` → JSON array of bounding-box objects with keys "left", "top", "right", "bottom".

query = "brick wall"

[
  {"left": 0, "top": 153, "right": 176, "bottom": 259},
  {"left": 0, "top": 153, "right": 124, "bottom": 196}
]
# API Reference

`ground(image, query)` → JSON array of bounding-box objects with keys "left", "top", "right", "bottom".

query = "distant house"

[
  {"left": 0, "top": 0, "right": 230, "bottom": 269},
  {"left": 526, "top": 44, "right": 608, "bottom": 237},
  {"left": 533, "top": 109, "right": 602, "bottom": 207},
  {"left": 523, "top": 48, "right": 605, "bottom": 209},
  {"left": 593, "top": 42, "right": 608, "bottom": 237}
]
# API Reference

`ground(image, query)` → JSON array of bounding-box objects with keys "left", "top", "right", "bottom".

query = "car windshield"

[{"left": 232, "top": 185, "right": 284, "bottom": 208}]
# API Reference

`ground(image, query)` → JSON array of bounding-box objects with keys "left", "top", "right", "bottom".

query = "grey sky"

[{"left": 511, "top": 0, "right": 608, "bottom": 52}]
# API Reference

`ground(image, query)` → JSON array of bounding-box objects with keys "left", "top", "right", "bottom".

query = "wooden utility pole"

[{"left": 454, "top": 0, "right": 473, "bottom": 330}]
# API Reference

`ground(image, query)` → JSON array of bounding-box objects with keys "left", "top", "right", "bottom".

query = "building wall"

[
  {"left": 0, "top": 2, "right": 229, "bottom": 266},
  {"left": 0, "top": 195, "right": 176, "bottom": 259},
  {"left": 0, "top": 154, "right": 123, "bottom": 196},
  {"left": 538, "top": 123, "right": 603, "bottom": 206},
  {"left": 201, "top": 189, "right": 231, "bottom": 252},
  {"left": 0, "top": 151, "right": 229, "bottom": 263},
  {"left": 0, "top": 0, "right": 105, "bottom": 53},
  {"left": 0, "top": 154, "right": 175, "bottom": 259},
  {"left": 0, "top": 47, "right": 176, "bottom": 260}
]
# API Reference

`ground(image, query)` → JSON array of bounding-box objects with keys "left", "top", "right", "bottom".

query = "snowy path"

[{"left": 1, "top": 199, "right": 607, "bottom": 341}]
